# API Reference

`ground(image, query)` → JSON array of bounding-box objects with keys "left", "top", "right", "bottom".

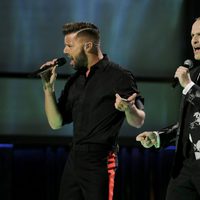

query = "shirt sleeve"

[
  {"left": 57, "top": 82, "right": 73, "bottom": 125},
  {"left": 117, "top": 70, "right": 144, "bottom": 110},
  {"left": 182, "top": 81, "right": 195, "bottom": 95}
]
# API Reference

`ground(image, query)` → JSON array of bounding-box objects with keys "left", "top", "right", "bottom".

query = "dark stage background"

[
  {"left": 0, "top": 0, "right": 200, "bottom": 199},
  {"left": 0, "top": 0, "right": 192, "bottom": 137}
]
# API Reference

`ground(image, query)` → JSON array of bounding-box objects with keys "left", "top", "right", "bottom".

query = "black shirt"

[{"left": 57, "top": 55, "right": 144, "bottom": 145}]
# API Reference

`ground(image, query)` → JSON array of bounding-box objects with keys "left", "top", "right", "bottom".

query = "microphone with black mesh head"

[
  {"left": 29, "top": 57, "right": 66, "bottom": 77},
  {"left": 172, "top": 59, "right": 193, "bottom": 88}
]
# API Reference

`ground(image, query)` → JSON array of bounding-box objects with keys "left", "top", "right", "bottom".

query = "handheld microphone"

[
  {"left": 172, "top": 59, "right": 193, "bottom": 88},
  {"left": 29, "top": 57, "right": 66, "bottom": 77}
]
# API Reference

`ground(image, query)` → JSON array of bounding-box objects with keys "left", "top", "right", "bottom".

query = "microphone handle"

[
  {"left": 35, "top": 64, "right": 58, "bottom": 75},
  {"left": 28, "top": 57, "right": 66, "bottom": 77},
  {"left": 28, "top": 64, "right": 58, "bottom": 77},
  {"left": 172, "top": 77, "right": 179, "bottom": 88},
  {"left": 172, "top": 63, "right": 192, "bottom": 88}
]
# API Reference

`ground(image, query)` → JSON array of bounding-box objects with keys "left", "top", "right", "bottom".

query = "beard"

[{"left": 74, "top": 48, "right": 88, "bottom": 71}]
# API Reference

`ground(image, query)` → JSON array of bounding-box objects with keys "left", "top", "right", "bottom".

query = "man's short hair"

[
  {"left": 62, "top": 22, "right": 100, "bottom": 43},
  {"left": 62, "top": 22, "right": 99, "bottom": 35}
]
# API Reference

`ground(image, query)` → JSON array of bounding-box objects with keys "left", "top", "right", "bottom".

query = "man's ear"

[{"left": 84, "top": 42, "right": 92, "bottom": 52}]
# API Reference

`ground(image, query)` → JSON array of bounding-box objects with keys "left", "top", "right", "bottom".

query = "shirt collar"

[
  {"left": 76, "top": 54, "right": 109, "bottom": 76},
  {"left": 90, "top": 54, "right": 109, "bottom": 72}
]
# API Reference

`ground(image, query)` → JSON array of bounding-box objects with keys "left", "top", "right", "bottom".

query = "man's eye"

[{"left": 65, "top": 44, "right": 73, "bottom": 48}]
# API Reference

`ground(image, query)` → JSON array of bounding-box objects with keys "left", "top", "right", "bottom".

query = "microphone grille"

[
  {"left": 56, "top": 57, "right": 66, "bottom": 66},
  {"left": 184, "top": 59, "right": 193, "bottom": 68}
]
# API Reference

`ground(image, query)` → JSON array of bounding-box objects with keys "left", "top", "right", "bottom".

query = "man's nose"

[
  {"left": 63, "top": 47, "right": 68, "bottom": 54},
  {"left": 192, "top": 35, "right": 199, "bottom": 44}
]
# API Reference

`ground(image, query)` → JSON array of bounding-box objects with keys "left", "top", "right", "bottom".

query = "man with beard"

[
  {"left": 136, "top": 17, "right": 200, "bottom": 200},
  {"left": 40, "top": 22, "right": 145, "bottom": 200}
]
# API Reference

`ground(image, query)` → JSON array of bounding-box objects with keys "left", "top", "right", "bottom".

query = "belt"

[{"left": 71, "top": 143, "right": 119, "bottom": 152}]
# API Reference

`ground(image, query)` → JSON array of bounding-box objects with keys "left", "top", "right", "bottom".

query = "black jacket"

[{"left": 158, "top": 66, "right": 200, "bottom": 178}]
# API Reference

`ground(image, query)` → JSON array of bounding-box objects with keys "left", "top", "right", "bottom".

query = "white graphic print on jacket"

[{"left": 189, "top": 112, "right": 200, "bottom": 160}]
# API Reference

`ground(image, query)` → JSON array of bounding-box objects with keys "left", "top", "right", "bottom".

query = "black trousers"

[
  {"left": 166, "top": 158, "right": 200, "bottom": 200},
  {"left": 59, "top": 145, "right": 118, "bottom": 200}
]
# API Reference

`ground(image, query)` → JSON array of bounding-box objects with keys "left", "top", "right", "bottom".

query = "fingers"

[
  {"left": 40, "top": 59, "right": 58, "bottom": 77},
  {"left": 51, "top": 65, "right": 57, "bottom": 75},
  {"left": 115, "top": 93, "right": 138, "bottom": 112},
  {"left": 136, "top": 132, "right": 148, "bottom": 141},
  {"left": 115, "top": 93, "right": 121, "bottom": 99},
  {"left": 50, "top": 66, "right": 57, "bottom": 82},
  {"left": 141, "top": 139, "right": 153, "bottom": 148},
  {"left": 127, "top": 93, "right": 137, "bottom": 102},
  {"left": 174, "top": 66, "right": 191, "bottom": 88},
  {"left": 136, "top": 131, "right": 156, "bottom": 148},
  {"left": 40, "top": 59, "right": 58, "bottom": 69},
  {"left": 40, "top": 60, "right": 58, "bottom": 83},
  {"left": 174, "top": 66, "right": 188, "bottom": 78},
  {"left": 115, "top": 93, "right": 129, "bottom": 111}
]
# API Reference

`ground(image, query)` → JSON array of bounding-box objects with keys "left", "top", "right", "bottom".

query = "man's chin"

[
  {"left": 194, "top": 53, "right": 200, "bottom": 61},
  {"left": 74, "top": 65, "right": 87, "bottom": 72}
]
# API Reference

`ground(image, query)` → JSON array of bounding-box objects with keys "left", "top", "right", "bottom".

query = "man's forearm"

[
  {"left": 125, "top": 108, "right": 145, "bottom": 128},
  {"left": 44, "top": 88, "right": 63, "bottom": 129}
]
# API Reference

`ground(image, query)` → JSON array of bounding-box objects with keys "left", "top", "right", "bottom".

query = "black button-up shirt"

[{"left": 57, "top": 55, "right": 144, "bottom": 145}]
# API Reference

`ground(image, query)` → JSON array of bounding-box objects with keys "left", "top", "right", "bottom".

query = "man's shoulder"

[{"left": 104, "top": 60, "right": 132, "bottom": 75}]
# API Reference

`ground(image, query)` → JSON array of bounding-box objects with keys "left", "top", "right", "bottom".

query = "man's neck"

[
  {"left": 86, "top": 52, "right": 103, "bottom": 77},
  {"left": 87, "top": 51, "right": 103, "bottom": 69}
]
